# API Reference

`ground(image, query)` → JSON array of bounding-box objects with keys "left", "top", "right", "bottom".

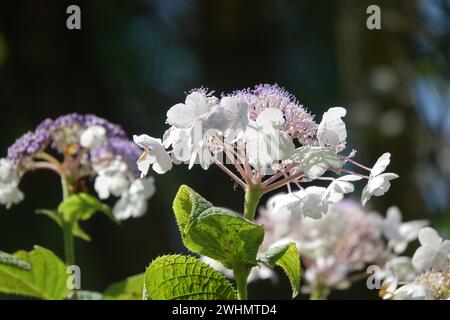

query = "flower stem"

[
  {"left": 61, "top": 176, "right": 75, "bottom": 265},
  {"left": 309, "top": 284, "right": 329, "bottom": 300},
  {"left": 233, "top": 264, "right": 251, "bottom": 300},
  {"left": 63, "top": 222, "right": 75, "bottom": 266},
  {"left": 243, "top": 186, "right": 263, "bottom": 221},
  {"left": 234, "top": 187, "right": 264, "bottom": 300}
]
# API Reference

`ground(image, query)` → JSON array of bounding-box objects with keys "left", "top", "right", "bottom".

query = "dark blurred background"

[{"left": 0, "top": 0, "right": 449, "bottom": 299}]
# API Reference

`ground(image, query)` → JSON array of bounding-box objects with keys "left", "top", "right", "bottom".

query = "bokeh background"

[{"left": 0, "top": 0, "right": 449, "bottom": 299}]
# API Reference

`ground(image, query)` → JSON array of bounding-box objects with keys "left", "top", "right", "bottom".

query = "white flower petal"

[
  {"left": 393, "top": 284, "right": 432, "bottom": 300},
  {"left": 317, "top": 107, "right": 347, "bottom": 150},
  {"left": 370, "top": 153, "right": 391, "bottom": 177},
  {"left": 0, "top": 183, "right": 24, "bottom": 209},
  {"left": 361, "top": 173, "right": 399, "bottom": 206},
  {"left": 80, "top": 125, "right": 106, "bottom": 149},
  {"left": 418, "top": 227, "right": 442, "bottom": 248},
  {"left": 0, "top": 158, "right": 18, "bottom": 184},
  {"left": 244, "top": 123, "right": 294, "bottom": 170},
  {"left": 412, "top": 245, "right": 437, "bottom": 271},
  {"left": 113, "top": 177, "right": 155, "bottom": 220},
  {"left": 291, "top": 146, "right": 343, "bottom": 179},
  {"left": 324, "top": 175, "right": 362, "bottom": 203},
  {"left": 94, "top": 159, "right": 130, "bottom": 199},
  {"left": 256, "top": 108, "right": 285, "bottom": 130},
  {"left": 134, "top": 134, "right": 173, "bottom": 175},
  {"left": 166, "top": 103, "right": 195, "bottom": 128}
]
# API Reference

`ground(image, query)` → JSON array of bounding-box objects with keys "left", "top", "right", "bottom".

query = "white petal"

[
  {"left": 317, "top": 107, "right": 347, "bottom": 150},
  {"left": 361, "top": 184, "right": 372, "bottom": 207},
  {"left": 0, "top": 158, "right": 18, "bottom": 184},
  {"left": 324, "top": 175, "right": 361, "bottom": 203},
  {"left": 134, "top": 134, "right": 172, "bottom": 175},
  {"left": 80, "top": 125, "right": 106, "bottom": 149},
  {"left": 418, "top": 227, "right": 442, "bottom": 248},
  {"left": 337, "top": 174, "right": 363, "bottom": 182},
  {"left": 398, "top": 220, "right": 429, "bottom": 242},
  {"left": 386, "top": 206, "right": 402, "bottom": 225},
  {"left": 94, "top": 159, "right": 130, "bottom": 199},
  {"left": 256, "top": 108, "right": 285, "bottom": 130},
  {"left": 163, "top": 127, "right": 193, "bottom": 162},
  {"left": 370, "top": 153, "right": 391, "bottom": 177},
  {"left": 412, "top": 245, "right": 437, "bottom": 271},
  {"left": 113, "top": 177, "right": 155, "bottom": 220},
  {"left": 295, "top": 186, "right": 329, "bottom": 220},
  {"left": 244, "top": 124, "right": 294, "bottom": 170},
  {"left": 393, "top": 284, "right": 431, "bottom": 300},
  {"left": 220, "top": 97, "right": 249, "bottom": 134},
  {"left": 0, "top": 183, "right": 24, "bottom": 209},
  {"left": 440, "top": 240, "right": 450, "bottom": 254},
  {"left": 185, "top": 92, "right": 210, "bottom": 116},
  {"left": 166, "top": 103, "right": 195, "bottom": 128},
  {"left": 266, "top": 192, "right": 301, "bottom": 218},
  {"left": 291, "top": 146, "right": 343, "bottom": 179}
]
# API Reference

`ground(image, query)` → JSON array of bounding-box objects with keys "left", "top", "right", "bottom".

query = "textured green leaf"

[
  {"left": 173, "top": 185, "right": 212, "bottom": 235},
  {"left": 258, "top": 243, "right": 301, "bottom": 298},
  {"left": 104, "top": 273, "right": 144, "bottom": 300},
  {"left": 58, "top": 193, "right": 119, "bottom": 225},
  {"left": 144, "top": 254, "right": 236, "bottom": 300},
  {"left": 0, "top": 246, "right": 69, "bottom": 300},
  {"left": 36, "top": 209, "right": 91, "bottom": 241},
  {"left": 0, "top": 251, "right": 31, "bottom": 270},
  {"left": 172, "top": 185, "right": 264, "bottom": 269}
]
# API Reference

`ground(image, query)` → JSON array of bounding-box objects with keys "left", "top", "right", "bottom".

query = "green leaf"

[
  {"left": 0, "top": 251, "right": 31, "bottom": 270},
  {"left": 58, "top": 193, "right": 119, "bottom": 225},
  {"left": 36, "top": 209, "right": 62, "bottom": 227},
  {"left": 36, "top": 209, "right": 91, "bottom": 241},
  {"left": 72, "top": 222, "right": 92, "bottom": 241},
  {"left": 258, "top": 242, "right": 301, "bottom": 298},
  {"left": 172, "top": 185, "right": 212, "bottom": 234},
  {"left": 172, "top": 185, "right": 264, "bottom": 269},
  {"left": 144, "top": 254, "right": 236, "bottom": 300},
  {"left": 0, "top": 246, "right": 69, "bottom": 300},
  {"left": 104, "top": 274, "right": 144, "bottom": 300}
]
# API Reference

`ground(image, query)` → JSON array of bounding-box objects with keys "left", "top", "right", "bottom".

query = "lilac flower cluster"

[
  {"left": 7, "top": 129, "right": 51, "bottom": 164},
  {"left": 7, "top": 113, "right": 127, "bottom": 166},
  {"left": 2, "top": 113, "right": 154, "bottom": 220}
]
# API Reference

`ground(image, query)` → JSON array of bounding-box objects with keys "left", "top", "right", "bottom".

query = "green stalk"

[
  {"left": 243, "top": 186, "right": 263, "bottom": 221},
  {"left": 309, "top": 284, "right": 329, "bottom": 300},
  {"left": 233, "top": 186, "right": 264, "bottom": 300},
  {"left": 61, "top": 177, "right": 75, "bottom": 265},
  {"left": 233, "top": 264, "right": 251, "bottom": 300},
  {"left": 63, "top": 222, "right": 75, "bottom": 266}
]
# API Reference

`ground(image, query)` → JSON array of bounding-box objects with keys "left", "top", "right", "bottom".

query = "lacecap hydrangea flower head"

[
  {"left": 380, "top": 227, "right": 450, "bottom": 300},
  {"left": 134, "top": 83, "right": 398, "bottom": 220},
  {"left": 1, "top": 113, "right": 154, "bottom": 220}
]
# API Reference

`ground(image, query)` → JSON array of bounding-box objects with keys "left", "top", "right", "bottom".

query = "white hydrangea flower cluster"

[
  {"left": 134, "top": 84, "right": 398, "bottom": 219},
  {"left": 248, "top": 200, "right": 427, "bottom": 298},
  {"left": 381, "top": 227, "right": 449, "bottom": 300}
]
